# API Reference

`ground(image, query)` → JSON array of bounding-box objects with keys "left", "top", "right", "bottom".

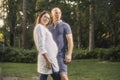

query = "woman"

[{"left": 33, "top": 11, "right": 60, "bottom": 80}]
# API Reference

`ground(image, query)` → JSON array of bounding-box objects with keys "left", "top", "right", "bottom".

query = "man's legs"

[
  {"left": 60, "top": 73, "right": 68, "bottom": 80},
  {"left": 57, "top": 54, "right": 69, "bottom": 80},
  {"left": 51, "top": 71, "right": 61, "bottom": 80},
  {"left": 51, "top": 71, "right": 68, "bottom": 80}
]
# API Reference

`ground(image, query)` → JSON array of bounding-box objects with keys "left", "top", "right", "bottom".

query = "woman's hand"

[
  {"left": 46, "top": 59, "right": 52, "bottom": 69},
  {"left": 42, "top": 53, "right": 52, "bottom": 69}
]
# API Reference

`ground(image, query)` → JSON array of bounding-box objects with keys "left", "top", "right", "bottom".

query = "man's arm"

[{"left": 65, "top": 33, "right": 74, "bottom": 63}]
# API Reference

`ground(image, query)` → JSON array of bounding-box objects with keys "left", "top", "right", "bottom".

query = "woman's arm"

[{"left": 42, "top": 54, "right": 51, "bottom": 69}]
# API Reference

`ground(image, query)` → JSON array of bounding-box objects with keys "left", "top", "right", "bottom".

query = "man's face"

[{"left": 51, "top": 8, "right": 61, "bottom": 21}]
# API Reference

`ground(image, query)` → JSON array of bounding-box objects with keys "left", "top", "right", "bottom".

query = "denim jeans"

[{"left": 40, "top": 72, "right": 60, "bottom": 80}]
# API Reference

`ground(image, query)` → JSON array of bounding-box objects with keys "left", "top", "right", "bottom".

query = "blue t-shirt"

[{"left": 49, "top": 21, "right": 72, "bottom": 55}]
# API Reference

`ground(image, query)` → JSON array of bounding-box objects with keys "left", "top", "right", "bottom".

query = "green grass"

[
  {"left": 0, "top": 62, "right": 39, "bottom": 80},
  {"left": 0, "top": 59, "right": 120, "bottom": 80},
  {"left": 68, "top": 59, "right": 120, "bottom": 80}
]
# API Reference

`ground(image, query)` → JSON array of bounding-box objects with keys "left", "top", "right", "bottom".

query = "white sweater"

[{"left": 33, "top": 24, "right": 59, "bottom": 74}]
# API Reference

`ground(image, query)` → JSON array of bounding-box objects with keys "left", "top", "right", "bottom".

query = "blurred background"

[
  {"left": 0, "top": 0, "right": 120, "bottom": 80},
  {"left": 0, "top": 0, "right": 120, "bottom": 62}
]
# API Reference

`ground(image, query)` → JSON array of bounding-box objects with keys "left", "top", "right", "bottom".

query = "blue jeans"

[
  {"left": 40, "top": 74, "right": 48, "bottom": 80},
  {"left": 40, "top": 72, "right": 60, "bottom": 80}
]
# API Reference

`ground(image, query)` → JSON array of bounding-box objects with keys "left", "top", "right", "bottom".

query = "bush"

[
  {"left": 72, "top": 47, "right": 120, "bottom": 62},
  {"left": 0, "top": 47, "right": 37, "bottom": 63},
  {"left": 72, "top": 49, "right": 97, "bottom": 59},
  {"left": 94, "top": 47, "right": 120, "bottom": 61},
  {"left": 0, "top": 46, "right": 120, "bottom": 63}
]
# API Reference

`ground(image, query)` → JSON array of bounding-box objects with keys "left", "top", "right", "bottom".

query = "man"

[{"left": 49, "top": 7, "right": 74, "bottom": 80}]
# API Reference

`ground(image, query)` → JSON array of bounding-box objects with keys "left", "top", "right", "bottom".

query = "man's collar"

[
  {"left": 54, "top": 20, "right": 62, "bottom": 24},
  {"left": 53, "top": 20, "right": 62, "bottom": 27},
  {"left": 57, "top": 20, "right": 62, "bottom": 23}
]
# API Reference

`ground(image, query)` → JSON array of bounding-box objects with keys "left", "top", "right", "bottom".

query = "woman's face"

[{"left": 41, "top": 13, "right": 50, "bottom": 26}]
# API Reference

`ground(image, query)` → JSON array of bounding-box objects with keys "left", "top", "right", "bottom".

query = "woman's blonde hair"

[{"left": 35, "top": 10, "right": 51, "bottom": 27}]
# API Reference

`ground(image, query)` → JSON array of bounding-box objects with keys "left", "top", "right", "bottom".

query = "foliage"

[
  {"left": 73, "top": 46, "right": 120, "bottom": 61},
  {"left": 0, "top": 47, "right": 120, "bottom": 63},
  {"left": 96, "top": 47, "right": 120, "bottom": 61},
  {"left": 0, "top": 0, "right": 120, "bottom": 48},
  {"left": 0, "top": 32, "right": 4, "bottom": 42},
  {"left": 0, "top": 47, "right": 37, "bottom": 63},
  {"left": 94, "top": 0, "right": 120, "bottom": 47},
  {"left": 72, "top": 49, "right": 97, "bottom": 59}
]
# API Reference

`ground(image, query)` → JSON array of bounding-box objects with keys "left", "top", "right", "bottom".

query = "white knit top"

[{"left": 33, "top": 24, "right": 59, "bottom": 74}]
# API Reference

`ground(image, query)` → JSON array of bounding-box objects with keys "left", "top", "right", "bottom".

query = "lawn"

[{"left": 0, "top": 59, "right": 120, "bottom": 80}]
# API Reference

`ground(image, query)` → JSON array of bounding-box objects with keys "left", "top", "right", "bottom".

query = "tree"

[
  {"left": 22, "top": 0, "right": 27, "bottom": 48},
  {"left": 7, "top": 0, "right": 18, "bottom": 47},
  {"left": 89, "top": 0, "right": 95, "bottom": 51},
  {"left": 108, "top": 0, "right": 120, "bottom": 47},
  {"left": 22, "top": 0, "right": 36, "bottom": 48},
  {"left": 75, "top": 0, "right": 82, "bottom": 49}
]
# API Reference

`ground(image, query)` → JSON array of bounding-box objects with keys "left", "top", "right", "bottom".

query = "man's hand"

[{"left": 65, "top": 54, "right": 72, "bottom": 64}]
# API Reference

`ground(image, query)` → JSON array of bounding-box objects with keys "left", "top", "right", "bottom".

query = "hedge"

[
  {"left": 0, "top": 46, "right": 120, "bottom": 63},
  {"left": 0, "top": 47, "right": 37, "bottom": 63},
  {"left": 73, "top": 47, "right": 120, "bottom": 61}
]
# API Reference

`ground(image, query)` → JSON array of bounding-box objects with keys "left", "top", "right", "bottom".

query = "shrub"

[
  {"left": 72, "top": 49, "right": 97, "bottom": 59},
  {"left": 72, "top": 47, "right": 120, "bottom": 62},
  {"left": 0, "top": 47, "right": 37, "bottom": 63},
  {"left": 93, "top": 48, "right": 120, "bottom": 61},
  {"left": 0, "top": 46, "right": 120, "bottom": 63}
]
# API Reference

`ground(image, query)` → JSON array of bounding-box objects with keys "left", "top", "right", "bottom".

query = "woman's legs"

[{"left": 40, "top": 74, "right": 48, "bottom": 80}]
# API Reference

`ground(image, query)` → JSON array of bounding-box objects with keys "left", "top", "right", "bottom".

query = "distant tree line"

[{"left": 0, "top": 0, "right": 120, "bottom": 50}]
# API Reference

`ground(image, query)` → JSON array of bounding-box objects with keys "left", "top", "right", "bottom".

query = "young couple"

[{"left": 33, "top": 7, "right": 74, "bottom": 80}]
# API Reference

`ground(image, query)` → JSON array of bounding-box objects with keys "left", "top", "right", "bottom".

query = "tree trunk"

[
  {"left": 8, "top": 0, "right": 17, "bottom": 47},
  {"left": 89, "top": 0, "right": 95, "bottom": 51},
  {"left": 76, "top": 1, "right": 82, "bottom": 49},
  {"left": 22, "top": 0, "right": 27, "bottom": 48}
]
